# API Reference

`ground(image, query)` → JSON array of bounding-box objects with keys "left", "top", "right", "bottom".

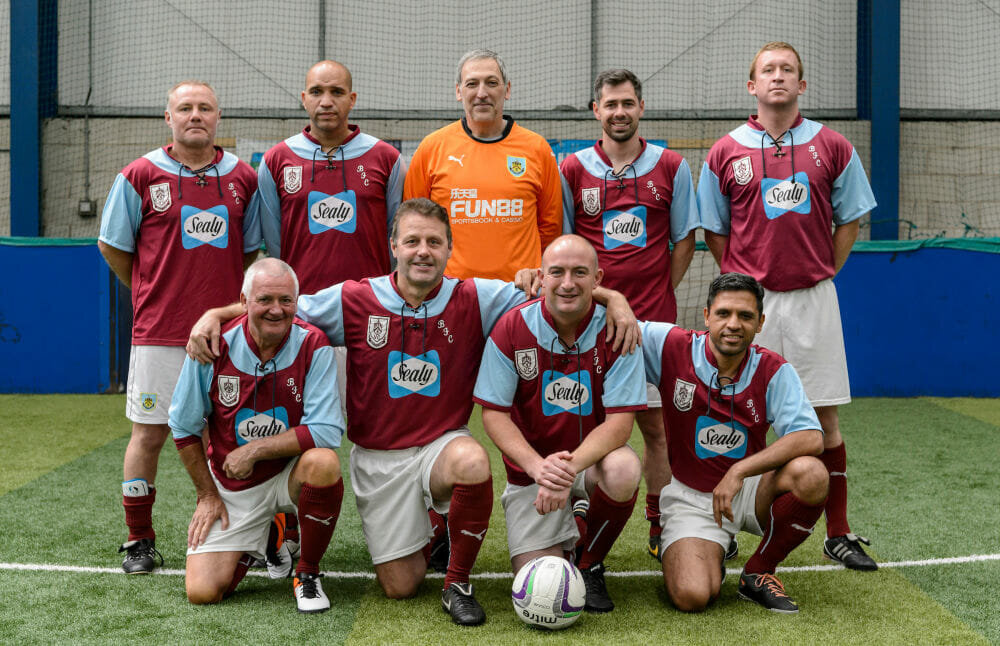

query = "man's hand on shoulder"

[
  {"left": 514, "top": 267, "right": 542, "bottom": 299},
  {"left": 187, "top": 303, "right": 242, "bottom": 363},
  {"left": 602, "top": 289, "right": 641, "bottom": 354}
]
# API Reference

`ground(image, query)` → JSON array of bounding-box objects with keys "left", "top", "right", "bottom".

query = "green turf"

[{"left": 0, "top": 396, "right": 997, "bottom": 645}]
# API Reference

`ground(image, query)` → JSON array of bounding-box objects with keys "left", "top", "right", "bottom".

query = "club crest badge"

[
  {"left": 507, "top": 156, "right": 527, "bottom": 178},
  {"left": 217, "top": 375, "right": 240, "bottom": 407},
  {"left": 139, "top": 392, "right": 157, "bottom": 411},
  {"left": 673, "top": 378, "right": 696, "bottom": 412},
  {"left": 514, "top": 348, "right": 538, "bottom": 380},
  {"left": 367, "top": 315, "right": 390, "bottom": 349},
  {"left": 732, "top": 156, "right": 753, "bottom": 186},
  {"left": 149, "top": 183, "right": 172, "bottom": 212},
  {"left": 582, "top": 187, "right": 601, "bottom": 216},
  {"left": 284, "top": 166, "right": 303, "bottom": 194}
]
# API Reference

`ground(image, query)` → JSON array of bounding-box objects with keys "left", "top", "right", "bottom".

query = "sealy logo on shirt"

[
  {"left": 180, "top": 205, "right": 229, "bottom": 249},
  {"left": 602, "top": 206, "right": 647, "bottom": 249},
  {"left": 234, "top": 407, "right": 289, "bottom": 446},
  {"left": 761, "top": 172, "right": 811, "bottom": 220},
  {"left": 541, "top": 370, "right": 592, "bottom": 416},
  {"left": 308, "top": 190, "right": 357, "bottom": 234},
  {"left": 694, "top": 415, "right": 748, "bottom": 459},
  {"left": 387, "top": 350, "right": 441, "bottom": 398}
]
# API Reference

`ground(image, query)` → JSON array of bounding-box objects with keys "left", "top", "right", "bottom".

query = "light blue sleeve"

[
  {"left": 765, "top": 363, "right": 822, "bottom": 437},
  {"left": 258, "top": 160, "right": 282, "bottom": 258},
  {"left": 98, "top": 174, "right": 142, "bottom": 252},
  {"left": 696, "top": 162, "right": 731, "bottom": 235},
  {"left": 475, "top": 279, "right": 529, "bottom": 335},
  {"left": 473, "top": 338, "right": 519, "bottom": 408},
  {"left": 168, "top": 358, "right": 214, "bottom": 439},
  {"left": 602, "top": 345, "right": 647, "bottom": 409},
  {"left": 241, "top": 187, "right": 263, "bottom": 252},
  {"left": 669, "top": 159, "right": 699, "bottom": 243},
  {"left": 831, "top": 150, "right": 878, "bottom": 225},
  {"left": 300, "top": 345, "right": 345, "bottom": 448},
  {"left": 560, "top": 172, "right": 576, "bottom": 234},
  {"left": 297, "top": 283, "right": 346, "bottom": 345},
  {"left": 639, "top": 321, "right": 675, "bottom": 386},
  {"left": 385, "top": 156, "right": 405, "bottom": 230}
]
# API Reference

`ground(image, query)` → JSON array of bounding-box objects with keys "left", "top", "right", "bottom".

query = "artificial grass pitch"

[{"left": 0, "top": 395, "right": 996, "bottom": 645}]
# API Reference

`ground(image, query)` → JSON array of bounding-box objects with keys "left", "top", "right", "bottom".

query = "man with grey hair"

[
  {"left": 98, "top": 80, "right": 262, "bottom": 575},
  {"left": 169, "top": 257, "right": 345, "bottom": 613},
  {"left": 404, "top": 49, "right": 561, "bottom": 281}
]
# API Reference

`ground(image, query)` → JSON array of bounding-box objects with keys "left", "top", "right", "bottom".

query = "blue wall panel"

[
  {"left": 835, "top": 248, "right": 998, "bottom": 396},
  {"left": 0, "top": 243, "right": 112, "bottom": 393}
]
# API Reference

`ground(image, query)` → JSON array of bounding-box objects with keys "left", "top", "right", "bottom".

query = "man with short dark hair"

[
  {"left": 404, "top": 49, "right": 562, "bottom": 281},
  {"left": 641, "top": 272, "right": 829, "bottom": 613},
  {"left": 699, "top": 42, "right": 878, "bottom": 571},
  {"left": 558, "top": 69, "right": 700, "bottom": 562},
  {"left": 98, "top": 80, "right": 261, "bottom": 574},
  {"left": 475, "top": 235, "right": 645, "bottom": 614},
  {"left": 259, "top": 60, "right": 403, "bottom": 295},
  {"left": 170, "top": 258, "right": 344, "bottom": 613}
]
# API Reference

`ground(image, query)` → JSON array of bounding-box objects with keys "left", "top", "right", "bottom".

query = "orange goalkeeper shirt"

[{"left": 404, "top": 117, "right": 562, "bottom": 280}]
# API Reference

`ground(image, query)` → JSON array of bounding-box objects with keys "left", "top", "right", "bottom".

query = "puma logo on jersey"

[
  {"left": 448, "top": 155, "right": 465, "bottom": 167},
  {"left": 460, "top": 528, "right": 487, "bottom": 541},
  {"left": 304, "top": 514, "right": 335, "bottom": 526}
]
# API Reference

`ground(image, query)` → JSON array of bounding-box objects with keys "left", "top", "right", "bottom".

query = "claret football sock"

[
  {"left": 820, "top": 443, "right": 851, "bottom": 537},
  {"left": 577, "top": 486, "right": 637, "bottom": 570},
  {"left": 296, "top": 480, "right": 344, "bottom": 575},
  {"left": 444, "top": 478, "right": 492, "bottom": 588},
  {"left": 122, "top": 483, "right": 156, "bottom": 542},
  {"left": 743, "top": 492, "right": 824, "bottom": 575}
]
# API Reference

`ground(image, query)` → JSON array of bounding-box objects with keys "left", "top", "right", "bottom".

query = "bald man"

[
  {"left": 474, "top": 235, "right": 645, "bottom": 613},
  {"left": 259, "top": 60, "right": 404, "bottom": 295}
]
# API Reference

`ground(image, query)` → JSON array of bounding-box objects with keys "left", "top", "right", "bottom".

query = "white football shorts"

[
  {"left": 126, "top": 345, "right": 187, "bottom": 424},
  {"left": 501, "top": 471, "right": 589, "bottom": 558},
  {"left": 658, "top": 476, "right": 763, "bottom": 553}
]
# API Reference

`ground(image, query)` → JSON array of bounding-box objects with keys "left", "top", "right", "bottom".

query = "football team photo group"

[{"left": 97, "top": 42, "right": 881, "bottom": 628}]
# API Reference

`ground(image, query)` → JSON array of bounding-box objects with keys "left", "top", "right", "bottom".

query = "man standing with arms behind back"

[
  {"left": 698, "top": 42, "right": 878, "bottom": 571},
  {"left": 404, "top": 49, "right": 562, "bottom": 280},
  {"left": 98, "top": 81, "right": 261, "bottom": 574},
  {"left": 258, "top": 60, "right": 403, "bottom": 295},
  {"left": 559, "top": 69, "right": 700, "bottom": 562}
]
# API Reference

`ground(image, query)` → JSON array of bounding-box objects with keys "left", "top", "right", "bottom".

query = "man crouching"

[{"left": 169, "top": 258, "right": 344, "bottom": 613}]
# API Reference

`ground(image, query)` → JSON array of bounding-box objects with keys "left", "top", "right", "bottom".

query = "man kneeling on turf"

[
  {"left": 640, "top": 272, "right": 828, "bottom": 613},
  {"left": 169, "top": 258, "right": 345, "bottom": 613},
  {"left": 474, "top": 235, "right": 645, "bottom": 613}
]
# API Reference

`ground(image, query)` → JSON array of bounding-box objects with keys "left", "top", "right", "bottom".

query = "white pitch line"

[{"left": 1, "top": 553, "right": 998, "bottom": 579}]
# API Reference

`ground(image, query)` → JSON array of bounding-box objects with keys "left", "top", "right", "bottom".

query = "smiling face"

[
  {"left": 748, "top": 48, "right": 806, "bottom": 109},
  {"left": 456, "top": 57, "right": 510, "bottom": 128},
  {"left": 594, "top": 81, "right": 644, "bottom": 143},
  {"left": 541, "top": 236, "right": 603, "bottom": 327},
  {"left": 391, "top": 211, "right": 452, "bottom": 294},
  {"left": 165, "top": 83, "right": 219, "bottom": 149},
  {"left": 703, "top": 290, "right": 764, "bottom": 361},
  {"left": 242, "top": 269, "right": 298, "bottom": 351},
  {"left": 301, "top": 61, "right": 357, "bottom": 144}
]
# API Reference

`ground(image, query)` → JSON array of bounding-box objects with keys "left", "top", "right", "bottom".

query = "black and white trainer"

[
  {"left": 581, "top": 562, "right": 615, "bottom": 613},
  {"left": 441, "top": 582, "right": 486, "bottom": 626},
  {"left": 118, "top": 538, "right": 163, "bottom": 574},
  {"left": 738, "top": 572, "right": 799, "bottom": 614},
  {"left": 823, "top": 533, "right": 878, "bottom": 571},
  {"left": 293, "top": 572, "right": 330, "bottom": 613}
]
